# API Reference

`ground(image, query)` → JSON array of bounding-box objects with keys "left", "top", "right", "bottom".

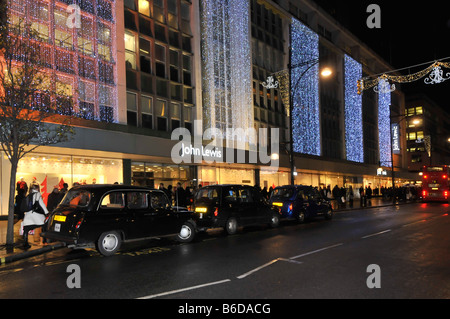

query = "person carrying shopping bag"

[{"left": 22, "top": 184, "right": 49, "bottom": 249}]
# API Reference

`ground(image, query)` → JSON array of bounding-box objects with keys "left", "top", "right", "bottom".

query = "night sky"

[{"left": 309, "top": 0, "right": 450, "bottom": 110}]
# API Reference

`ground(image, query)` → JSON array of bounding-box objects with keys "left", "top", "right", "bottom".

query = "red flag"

[
  {"left": 58, "top": 178, "right": 65, "bottom": 190},
  {"left": 41, "top": 176, "right": 49, "bottom": 206}
]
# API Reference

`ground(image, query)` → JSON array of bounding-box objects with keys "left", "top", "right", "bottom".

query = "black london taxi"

[
  {"left": 269, "top": 185, "right": 333, "bottom": 222},
  {"left": 186, "top": 185, "right": 280, "bottom": 238},
  {"left": 43, "top": 184, "right": 195, "bottom": 256}
]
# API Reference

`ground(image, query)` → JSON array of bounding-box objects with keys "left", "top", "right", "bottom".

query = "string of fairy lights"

[
  {"left": 290, "top": 18, "right": 320, "bottom": 156},
  {"left": 357, "top": 59, "right": 450, "bottom": 94},
  {"left": 6, "top": 0, "right": 118, "bottom": 123},
  {"left": 344, "top": 54, "right": 364, "bottom": 163},
  {"left": 200, "top": 0, "right": 253, "bottom": 144}
]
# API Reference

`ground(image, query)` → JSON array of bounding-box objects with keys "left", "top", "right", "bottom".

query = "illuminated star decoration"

[
  {"left": 291, "top": 18, "right": 320, "bottom": 156},
  {"left": 378, "top": 78, "right": 392, "bottom": 167},
  {"left": 344, "top": 55, "right": 364, "bottom": 163}
]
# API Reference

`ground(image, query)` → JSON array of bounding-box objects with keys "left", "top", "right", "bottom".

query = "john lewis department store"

[
  {"left": 0, "top": 0, "right": 418, "bottom": 217},
  {"left": 0, "top": 127, "right": 409, "bottom": 218}
]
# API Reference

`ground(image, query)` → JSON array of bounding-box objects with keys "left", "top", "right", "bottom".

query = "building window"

[
  {"left": 138, "top": 0, "right": 151, "bottom": 16},
  {"left": 156, "top": 99, "right": 167, "bottom": 131},
  {"left": 139, "top": 37, "right": 152, "bottom": 74},
  {"left": 127, "top": 92, "right": 138, "bottom": 126},
  {"left": 182, "top": 54, "right": 191, "bottom": 86},
  {"left": 125, "top": 32, "right": 137, "bottom": 69},
  {"left": 155, "top": 43, "right": 166, "bottom": 78},
  {"left": 154, "top": 0, "right": 165, "bottom": 23},
  {"left": 141, "top": 95, "right": 153, "bottom": 129},
  {"left": 171, "top": 102, "right": 181, "bottom": 130},
  {"left": 170, "top": 49, "right": 179, "bottom": 82},
  {"left": 184, "top": 105, "right": 192, "bottom": 129},
  {"left": 124, "top": 0, "right": 136, "bottom": 10}
]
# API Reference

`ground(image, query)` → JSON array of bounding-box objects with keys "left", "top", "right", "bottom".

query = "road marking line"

[
  {"left": 137, "top": 279, "right": 231, "bottom": 299},
  {"left": 361, "top": 229, "right": 391, "bottom": 239},
  {"left": 278, "top": 258, "right": 303, "bottom": 265},
  {"left": 289, "top": 243, "right": 344, "bottom": 260},
  {"left": 237, "top": 259, "right": 279, "bottom": 279}
]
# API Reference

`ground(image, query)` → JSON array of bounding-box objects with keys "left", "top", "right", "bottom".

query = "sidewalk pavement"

[
  {"left": 0, "top": 196, "right": 411, "bottom": 265},
  {"left": 0, "top": 221, "right": 65, "bottom": 265}
]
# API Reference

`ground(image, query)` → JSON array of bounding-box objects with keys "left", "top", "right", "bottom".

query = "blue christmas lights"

[
  {"left": 291, "top": 18, "right": 320, "bottom": 156},
  {"left": 344, "top": 55, "right": 364, "bottom": 163},
  {"left": 378, "top": 79, "right": 392, "bottom": 167}
]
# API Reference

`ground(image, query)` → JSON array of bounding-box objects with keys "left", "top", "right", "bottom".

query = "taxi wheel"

[
  {"left": 297, "top": 211, "right": 306, "bottom": 223},
  {"left": 177, "top": 222, "right": 195, "bottom": 243},
  {"left": 270, "top": 214, "right": 280, "bottom": 228},
  {"left": 225, "top": 217, "right": 238, "bottom": 235},
  {"left": 97, "top": 231, "right": 122, "bottom": 256}
]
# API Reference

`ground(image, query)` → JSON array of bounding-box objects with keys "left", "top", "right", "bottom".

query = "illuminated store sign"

[{"left": 391, "top": 123, "right": 401, "bottom": 154}]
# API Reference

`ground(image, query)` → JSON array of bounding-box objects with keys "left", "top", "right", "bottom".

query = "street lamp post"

[{"left": 263, "top": 31, "right": 332, "bottom": 185}]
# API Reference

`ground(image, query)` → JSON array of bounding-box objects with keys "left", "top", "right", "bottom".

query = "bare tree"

[{"left": 0, "top": 2, "right": 74, "bottom": 247}]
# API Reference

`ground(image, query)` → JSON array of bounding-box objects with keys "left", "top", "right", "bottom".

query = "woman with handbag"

[{"left": 22, "top": 184, "right": 49, "bottom": 249}]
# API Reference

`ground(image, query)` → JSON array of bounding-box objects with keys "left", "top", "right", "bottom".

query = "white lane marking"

[
  {"left": 137, "top": 279, "right": 231, "bottom": 299},
  {"left": 361, "top": 229, "right": 391, "bottom": 239},
  {"left": 237, "top": 243, "right": 343, "bottom": 279},
  {"left": 237, "top": 259, "right": 280, "bottom": 279},
  {"left": 289, "top": 243, "right": 344, "bottom": 260}
]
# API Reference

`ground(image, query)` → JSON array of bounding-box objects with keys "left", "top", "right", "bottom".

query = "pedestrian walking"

[{"left": 22, "top": 184, "right": 49, "bottom": 249}]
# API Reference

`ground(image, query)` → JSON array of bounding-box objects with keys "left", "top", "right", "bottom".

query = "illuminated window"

[
  {"left": 55, "top": 29, "right": 73, "bottom": 50},
  {"left": 416, "top": 106, "right": 423, "bottom": 115},
  {"left": 124, "top": 32, "right": 137, "bottom": 69},
  {"left": 407, "top": 132, "right": 416, "bottom": 140},
  {"left": 407, "top": 107, "right": 415, "bottom": 116},
  {"left": 138, "top": 0, "right": 151, "bottom": 16}
]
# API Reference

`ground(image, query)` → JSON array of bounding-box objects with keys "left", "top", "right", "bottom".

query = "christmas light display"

[
  {"left": 344, "top": 55, "right": 364, "bottom": 163},
  {"left": 6, "top": 0, "right": 118, "bottom": 122},
  {"left": 378, "top": 78, "right": 392, "bottom": 167},
  {"left": 291, "top": 18, "right": 320, "bottom": 156},
  {"left": 199, "top": 0, "right": 253, "bottom": 144},
  {"left": 358, "top": 60, "right": 450, "bottom": 94}
]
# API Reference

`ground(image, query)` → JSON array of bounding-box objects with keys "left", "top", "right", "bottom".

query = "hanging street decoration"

[{"left": 357, "top": 60, "right": 450, "bottom": 95}]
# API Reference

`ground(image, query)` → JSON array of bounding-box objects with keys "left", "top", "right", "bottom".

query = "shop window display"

[{"left": 13, "top": 154, "right": 123, "bottom": 205}]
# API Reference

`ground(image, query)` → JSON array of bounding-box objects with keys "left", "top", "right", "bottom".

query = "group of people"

[
  {"left": 14, "top": 181, "right": 69, "bottom": 249},
  {"left": 158, "top": 182, "right": 195, "bottom": 207}
]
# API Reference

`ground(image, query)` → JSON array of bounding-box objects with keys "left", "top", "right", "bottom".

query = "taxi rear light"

[
  {"left": 444, "top": 191, "right": 448, "bottom": 198},
  {"left": 75, "top": 218, "right": 83, "bottom": 230},
  {"left": 214, "top": 207, "right": 219, "bottom": 217},
  {"left": 422, "top": 190, "right": 427, "bottom": 197}
]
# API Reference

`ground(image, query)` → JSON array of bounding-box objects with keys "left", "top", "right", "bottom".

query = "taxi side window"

[
  {"left": 239, "top": 188, "right": 254, "bottom": 203},
  {"left": 100, "top": 192, "right": 125, "bottom": 209},
  {"left": 127, "top": 192, "right": 148, "bottom": 209},
  {"left": 296, "top": 190, "right": 307, "bottom": 200},
  {"left": 224, "top": 188, "right": 238, "bottom": 203},
  {"left": 151, "top": 192, "right": 169, "bottom": 209}
]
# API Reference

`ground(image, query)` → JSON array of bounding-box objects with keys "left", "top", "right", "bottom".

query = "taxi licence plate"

[{"left": 54, "top": 215, "right": 66, "bottom": 222}]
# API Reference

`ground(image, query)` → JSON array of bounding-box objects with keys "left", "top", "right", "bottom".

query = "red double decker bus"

[{"left": 422, "top": 165, "right": 450, "bottom": 202}]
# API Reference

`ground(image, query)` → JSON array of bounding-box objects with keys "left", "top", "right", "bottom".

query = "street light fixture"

[
  {"left": 262, "top": 59, "right": 332, "bottom": 185},
  {"left": 321, "top": 67, "right": 333, "bottom": 77}
]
